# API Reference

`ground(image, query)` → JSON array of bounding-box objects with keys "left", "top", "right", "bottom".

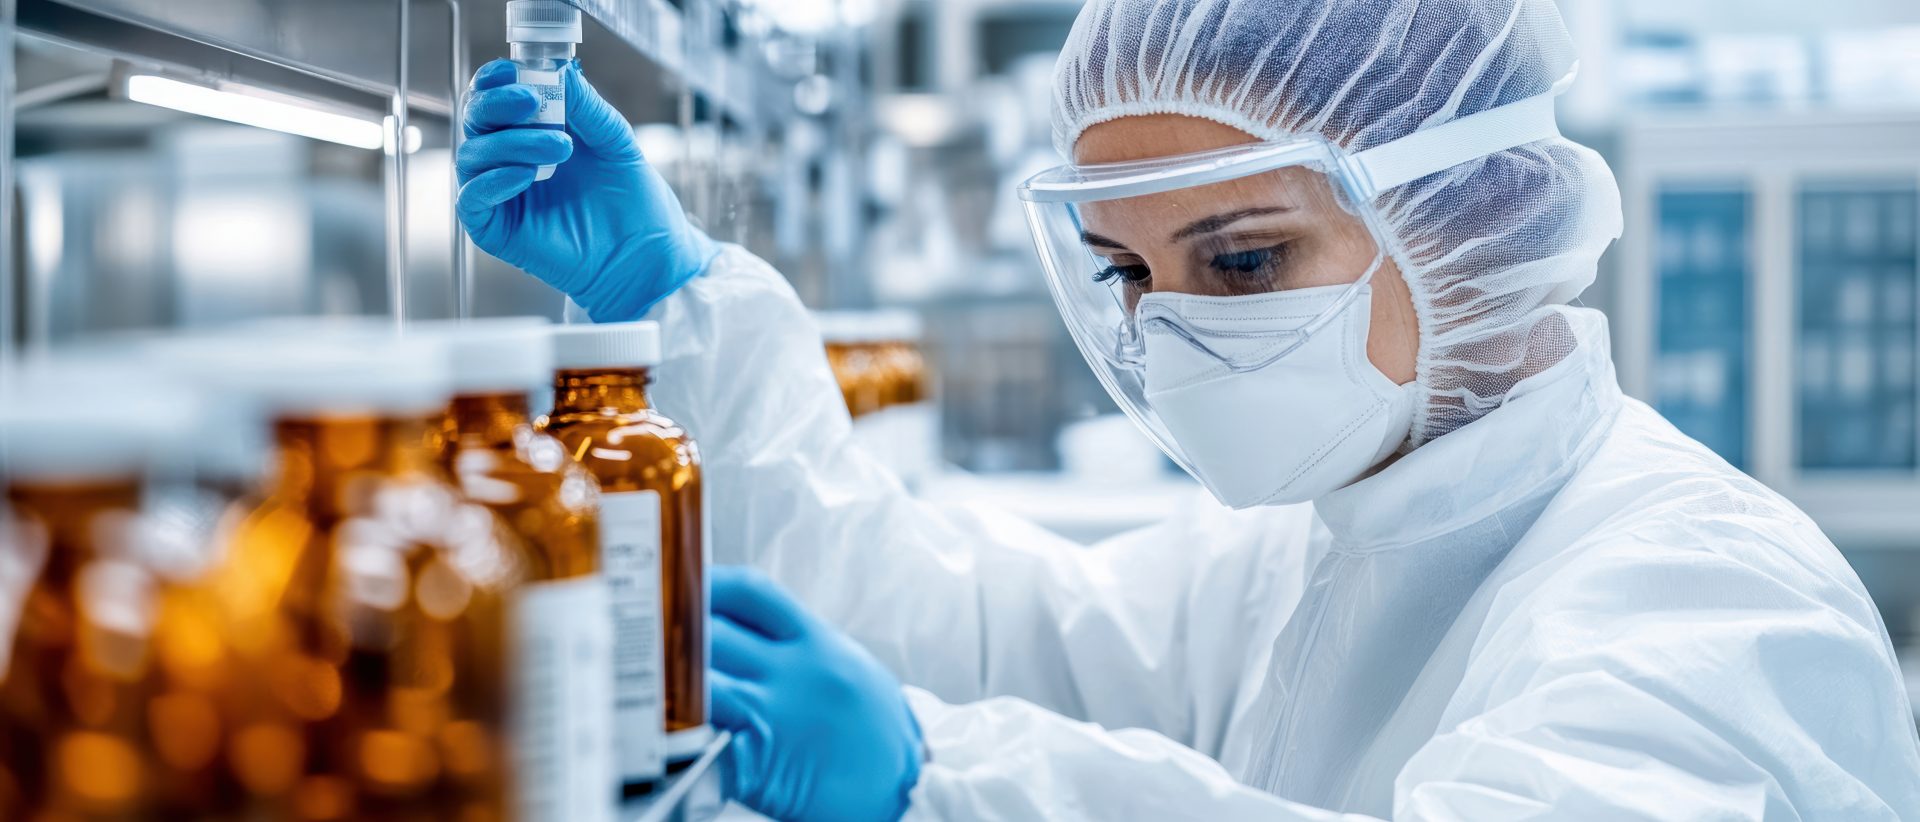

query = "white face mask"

[{"left": 1137, "top": 284, "right": 1415, "bottom": 509}]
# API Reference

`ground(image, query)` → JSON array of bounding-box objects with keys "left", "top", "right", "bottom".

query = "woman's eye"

[
  {"left": 1212, "top": 249, "right": 1270, "bottom": 273},
  {"left": 1209, "top": 246, "right": 1288, "bottom": 277},
  {"left": 1093, "top": 264, "right": 1151, "bottom": 285}
]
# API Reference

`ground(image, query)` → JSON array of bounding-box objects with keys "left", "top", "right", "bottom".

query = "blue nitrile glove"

[
  {"left": 710, "top": 566, "right": 924, "bottom": 822},
  {"left": 456, "top": 59, "right": 718, "bottom": 321}
]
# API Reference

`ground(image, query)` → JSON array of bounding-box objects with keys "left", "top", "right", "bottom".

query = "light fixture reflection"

[{"left": 127, "top": 75, "right": 421, "bottom": 153}]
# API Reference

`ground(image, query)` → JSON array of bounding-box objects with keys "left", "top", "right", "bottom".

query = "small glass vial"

[
  {"left": 432, "top": 319, "right": 616, "bottom": 822},
  {"left": 506, "top": 0, "right": 584, "bottom": 182},
  {"left": 539, "top": 322, "right": 710, "bottom": 786}
]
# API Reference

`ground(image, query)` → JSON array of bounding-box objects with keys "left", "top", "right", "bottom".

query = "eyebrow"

[
  {"left": 1080, "top": 206, "right": 1297, "bottom": 250},
  {"left": 1169, "top": 206, "right": 1295, "bottom": 241},
  {"left": 1080, "top": 230, "right": 1130, "bottom": 249}
]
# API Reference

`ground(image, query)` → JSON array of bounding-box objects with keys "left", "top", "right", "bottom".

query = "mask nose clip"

[
  {"left": 1122, "top": 251, "right": 1387, "bottom": 375},
  {"left": 1129, "top": 307, "right": 1312, "bottom": 375}
]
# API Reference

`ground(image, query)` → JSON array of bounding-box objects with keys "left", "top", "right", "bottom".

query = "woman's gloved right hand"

[
  {"left": 456, "top": 59, "right": 718, "bottom": 321},
  {"left": 711, "top": 567, "right": 925, "bottom": 822}
]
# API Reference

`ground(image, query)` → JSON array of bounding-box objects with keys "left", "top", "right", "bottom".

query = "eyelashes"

[
  {"left": 1092, "top": 243, "right": 1296, "bottom": 291},
  {"left": 1093, "top": 263, "right": 1151, "bottom": 285}
]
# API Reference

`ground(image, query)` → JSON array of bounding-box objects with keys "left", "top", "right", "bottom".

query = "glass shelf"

[{"left": 626, "top": 731, "right": 733, "bottom": 822}]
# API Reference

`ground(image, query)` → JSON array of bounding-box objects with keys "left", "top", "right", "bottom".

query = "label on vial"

[
  {"left": 511, "top": 575, "right": 616, "bottom": 822},
  {"left": 516, "top": 67, "right": 567, "bottom": 130},
  {"left": 601, "top": 490, "right": 667, "bottom": 783},
  {"left": 517, "top": 66, "right": 566, "bottom": 181}
]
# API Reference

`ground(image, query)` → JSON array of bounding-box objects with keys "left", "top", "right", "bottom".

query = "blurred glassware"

[
  {"left": 0, "top": 366, "right": 239, "bottom": 817},
  {"left": 211, "top": 332, "right": 530, "bottom": 819},
  {"left": 428, "top": 318, "right": 619, "bottom": 819}
]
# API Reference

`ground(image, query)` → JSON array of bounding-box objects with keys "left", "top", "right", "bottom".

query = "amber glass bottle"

[
  {"left": 2, "top": 478, "right": 158, "bottom": 821},
  {"left": 0, "top": 381, "right": 225, "bottom": 820},
  {"left": 539, "top": 322, "right": 709, "bottom": 782},
  {"left": 434, "top": 319, "right": 615, "bottom": 820},
  {"left": 214, "top": 338, "right": 528, "bottom": 821}
]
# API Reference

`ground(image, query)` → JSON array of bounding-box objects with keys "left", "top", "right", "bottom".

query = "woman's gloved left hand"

[{"left": 710, "top": 566, "right": 924, "bottom": 822}]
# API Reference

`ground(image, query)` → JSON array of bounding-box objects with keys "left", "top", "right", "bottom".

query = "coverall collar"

[{"left": 1312, "top": 308, "right": 1625, "bottom": 551}]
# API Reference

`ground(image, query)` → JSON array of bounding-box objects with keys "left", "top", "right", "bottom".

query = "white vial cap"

[
  {"left": 0, "top": 364, "right": 199, "bottom": 482},
  {"left": 413, "top": 317, "right": 553, "bottom": 394},
  {"left": 507, "top": 0, "right": 584, "bottom": 44},
  {"left": 550, "top": 321, "right": 660, "bottom": 370}
]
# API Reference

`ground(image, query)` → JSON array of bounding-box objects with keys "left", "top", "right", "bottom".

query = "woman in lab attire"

[{"left": 455, "top": 0, "right": 1920, "bottom": 818}]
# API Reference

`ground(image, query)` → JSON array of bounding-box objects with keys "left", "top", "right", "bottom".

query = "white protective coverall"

[
  {"left": 645, "top": 247, "right": 1920, "bottom": 820},
  {"left": 635, "top": 0, "right": 1920, "bottom": 816}
]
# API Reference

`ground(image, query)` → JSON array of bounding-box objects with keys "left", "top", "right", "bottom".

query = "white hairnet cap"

[{"left": 1052, "top": 0, "right": 1625, "bottom": 445}]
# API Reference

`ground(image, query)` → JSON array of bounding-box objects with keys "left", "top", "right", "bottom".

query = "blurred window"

[
  {"left": 1654, "top": 186, "right": 1752, "bottom": 468},
  {"left": 1797, "top": 181, "right": 1919, "bottom": 471}
]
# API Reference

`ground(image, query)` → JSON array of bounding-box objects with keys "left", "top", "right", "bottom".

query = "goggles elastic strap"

[{"left": 1345, "top": 69, "right": 1573, "bottom": 200}]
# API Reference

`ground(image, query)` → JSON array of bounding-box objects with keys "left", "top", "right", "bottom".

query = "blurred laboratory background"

[{"left": 2, "top": 0, "right": 1918, "bottom": 712}]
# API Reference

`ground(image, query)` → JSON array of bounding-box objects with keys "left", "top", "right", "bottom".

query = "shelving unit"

[
  {"left": 1, "top": 0, "right": 858, "bottom": 336},
  {"left": 1615, "top": 111, "right": 1920, "bottom": 549}
]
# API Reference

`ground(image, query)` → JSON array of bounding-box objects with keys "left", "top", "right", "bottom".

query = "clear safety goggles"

[
  {"left": 1020, "top": 138, "right": 1390, "bottom": 374},
  {"left": 1016, "top": 88, "right": 1566, "bottom": 473}
]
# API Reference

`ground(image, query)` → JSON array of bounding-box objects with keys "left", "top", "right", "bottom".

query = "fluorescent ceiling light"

[{"left": 127, "top": 74, "right": 385, "bottom": 150}]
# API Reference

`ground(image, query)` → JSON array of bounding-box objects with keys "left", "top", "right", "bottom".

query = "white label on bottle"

[
  {"left": 511, "top": 575, "right": 616, "bottom": 822},
  {"left": 601, "top": 489, "right": 667, "bottom": 783}
]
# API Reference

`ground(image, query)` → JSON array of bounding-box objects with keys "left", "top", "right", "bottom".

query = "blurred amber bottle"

[
  {"left": 539, "top": 322, "right": 710, "bottom": 783},
  {"left": 433, "top": 320, "right": 616, "bottom": 820},
  {"left": 825, "top": 340, "right": 884, "bottom": 419},
  {"left": 818, "top": 311, "right": 940, "bottom": 486},
  {"left": 0, "top": 375, "right": 239, "bottom": 820},
  {"left": 884, "top": 341, "right": 930, "bottom": 407},
  {"left": 214, "top": 336, "right": 528, "bottom": 821},
  {"left": 817, "top": 312, "right": 930, "bottom": 421}
]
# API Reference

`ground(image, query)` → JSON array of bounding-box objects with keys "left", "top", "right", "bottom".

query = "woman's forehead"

[
  {"left": 1073, "top": 114, "right": 1261, "bottom": 165},
  {"left": 1073, "top": 115, "right": 1343, "bottom": 238}
]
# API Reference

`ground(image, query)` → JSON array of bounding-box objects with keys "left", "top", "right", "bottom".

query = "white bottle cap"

[
  {"left": 814, "top": 309, "right": 924, "bottom": 344},
  {"left": 413, "top": 318, "right": 554, "bottom": 395},
  {"left": 0, "top": 363, "right": 200, "bottom": 482},
  {"left": 507, "top": 0, "right": 584, "bottom": 44},
  {"left": 550, "top": 321, "right": 660, "bottom": 370},
  {"left": 131, "top": 335, "right": 274, "bottom": 483},
  {"left": 187, "top": 329, "right": 453, "bottom": 418}
]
